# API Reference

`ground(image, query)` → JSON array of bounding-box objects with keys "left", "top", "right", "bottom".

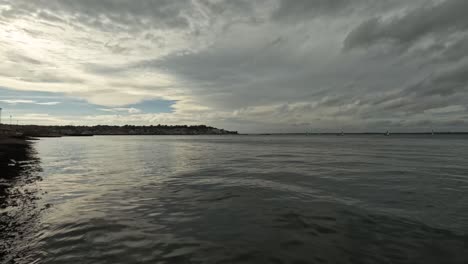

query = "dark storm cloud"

[{"left": 344, "top": 0, "right": 468, "bottom": 50}]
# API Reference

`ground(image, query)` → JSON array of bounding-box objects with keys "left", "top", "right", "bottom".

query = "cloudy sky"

[{"left": 0, "top": 0, "right": 467, "bottom": 133}]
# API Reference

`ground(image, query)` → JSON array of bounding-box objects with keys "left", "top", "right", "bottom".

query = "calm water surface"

[{"left": 3, "top": 135, "right": 468, "bottom": 263}]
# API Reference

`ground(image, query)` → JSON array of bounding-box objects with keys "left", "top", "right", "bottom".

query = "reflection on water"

[{"left": 3, "top": 135, "right": 468, "bottom": 263}]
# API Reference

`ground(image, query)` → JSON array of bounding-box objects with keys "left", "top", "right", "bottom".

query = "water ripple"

[{"left": 2, "top": 135, "right": 468, "bottom": 263}]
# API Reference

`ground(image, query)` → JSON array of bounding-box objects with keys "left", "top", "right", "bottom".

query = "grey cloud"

[
  {"left": 405, "top": 63, "right": 468, "bottom": 98},
  {"left": 111, "top": 82, "right": 175, "bottom": 92},
  {"left": 147, "top": 40, "right": 413, "bottom": 111},
  {"left": 6, "top": 53, "right": 43, "bottom": 65},
  {"left": 105, "top": 42, "right": 129, "bottom": 55},
  {"left": 345, "top": 0, "right": 468, "bottom": 50},
  {"left": 36, "top": 10, "right": 65, "bottom": 23},
  {"left": 83, "top": 63, "right": 128, "bottom": 76},
  {"left": 2, "top": 0, "right": 193, "bottom": 32},
  {"left": 104, "top": 26, "right": 415, "bottom": 119},
  {"left": 397, "top": 34, "right": 468, "bottom": 64},
  {"left": 1, "top": 0, "right": 264, "bottom": 35},
  {"left": 0, "top": 55, "right": 83, "bottom": 84},
  {"left": 272, "top": 0, "right": 354, "bottom": 21},
  {"left": 144, "top": 33, "right": 165, "bottom": 48},
  {"left": 1, "top": 0, "right": 467, "bottom": 131},
  {"left": 17, "top": 73, "right": 84, "bottom": 84},
  {"left": 359, "top": 62, "right": 468, "bottom": 119},
  {"left": 437, "top": 36, "right": 468, "bottom": 63},
  {"left": 270, "top": 0, "right": 423, "bottom": 23}
]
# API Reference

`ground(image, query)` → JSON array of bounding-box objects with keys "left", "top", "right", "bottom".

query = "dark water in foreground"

[{"left": 2, "top": 135, "right": 468, "bottom": 263}]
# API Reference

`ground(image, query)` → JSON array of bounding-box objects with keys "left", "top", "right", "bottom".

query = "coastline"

[
  {"left": 0, "top": 136, "right": 32, "bottom": 178},
  {"left": 0, "top": 135, "right": 42, "bottom": 264},
  {"left": 14, "top": 124, "right": 238, "bottom": 137}
]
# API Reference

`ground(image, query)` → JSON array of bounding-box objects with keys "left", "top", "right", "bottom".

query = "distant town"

[{"left": 0, "top": 124, "right": 238, "bottom": 137}]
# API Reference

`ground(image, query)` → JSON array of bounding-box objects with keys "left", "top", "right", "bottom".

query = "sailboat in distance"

[{"left": 385, "top": 130, "right": 390, "bottom": 136}]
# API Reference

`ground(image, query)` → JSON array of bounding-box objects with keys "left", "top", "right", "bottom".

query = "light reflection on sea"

[{"left": 3, "top": 135, "right": 468, "bottom": 263}]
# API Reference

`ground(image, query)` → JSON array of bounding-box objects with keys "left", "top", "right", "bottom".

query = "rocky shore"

[
  {"left": 0, "top": 137, "right": 32, "bottom": 178},
  {"left": 0, "top": 135, "right": 42, "bottom": 263}
]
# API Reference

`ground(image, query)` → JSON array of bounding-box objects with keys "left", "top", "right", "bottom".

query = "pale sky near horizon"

[{"left": 0, "top": 0, "right": 467, "bottom": 133}]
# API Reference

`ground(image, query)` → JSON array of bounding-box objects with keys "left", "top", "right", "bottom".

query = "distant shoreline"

[
  {"left": 244, "top": 132, "right": 468, "bottom": 135},
  {"left": 2, "top": 124, "right": 468, "bottom": 138},
  {"left": 5, "top": 124, "right": 238, "bottom": 137}
]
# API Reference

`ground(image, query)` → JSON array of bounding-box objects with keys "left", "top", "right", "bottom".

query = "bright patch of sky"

[{"left": 0, "top": 87, "right": 174, "bottom": 124}]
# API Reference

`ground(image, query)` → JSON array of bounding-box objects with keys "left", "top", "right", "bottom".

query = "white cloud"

[
  {"left": 0, "top": 99, "right": 35, "bottom": 104},
  {"left": 35, "top": 101, "right": 61, "bottom": 105},
  {"left": 0, "top": 99, "right": 61, "bottom": 105},
  {"left": 98, "top": 107, "right": 142, "bottom": 114},
  {"left": 16, "top": 113, "right": 65, "bottom": 124}
]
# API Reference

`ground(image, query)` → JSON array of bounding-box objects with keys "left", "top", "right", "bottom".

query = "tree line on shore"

[{"left": 4, "top": 124, "right": 238, "bottom": 137}]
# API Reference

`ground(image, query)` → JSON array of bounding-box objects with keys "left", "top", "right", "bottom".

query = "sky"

[{"left": 0, "top": 0, "right": 467, "bottom": 133}]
